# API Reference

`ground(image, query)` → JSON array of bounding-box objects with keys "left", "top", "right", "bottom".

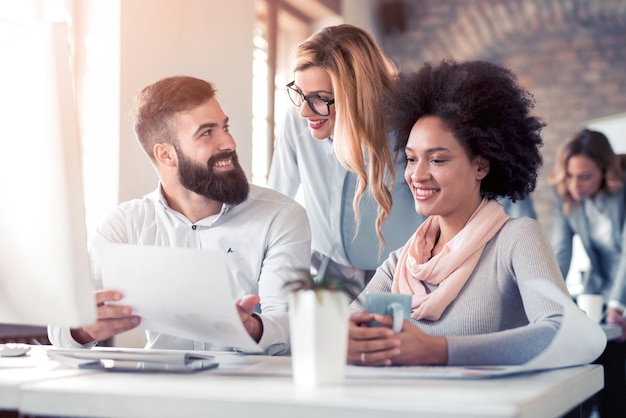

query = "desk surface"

[
  {"left": 0, "top": 345, "right": 88, "bottom": 409},
  {"left": 2, "top": 349, "right": 604, "bottom": 418}
]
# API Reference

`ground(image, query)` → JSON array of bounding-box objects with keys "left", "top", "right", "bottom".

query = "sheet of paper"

[
  {"left": 97, "top": 244, "right": 261, "bottom": 353},
  {"left": 522, "top": 280, "right": 606, "bottom": 369},
  {"left": 345, "top": 365, "right": 534, "bottom": 379},
  {"left": 204, "top": 354, "right": 535, "bottom": 380}
]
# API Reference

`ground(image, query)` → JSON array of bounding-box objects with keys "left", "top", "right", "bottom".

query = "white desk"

[
  {"left": 6, "top": 351, "right": 603, "bottom": 418},
  {"left": 0, "top": 346, "right": 92, "bottom": 410}
]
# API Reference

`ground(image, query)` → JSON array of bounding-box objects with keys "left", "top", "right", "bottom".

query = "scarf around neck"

[{"left": 391, "top": 198, "right": 510, "bottom": 320}]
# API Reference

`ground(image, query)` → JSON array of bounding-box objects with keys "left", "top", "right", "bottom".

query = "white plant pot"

[{"left": 288, "top": 290, "right": 350, "bottom": 386}]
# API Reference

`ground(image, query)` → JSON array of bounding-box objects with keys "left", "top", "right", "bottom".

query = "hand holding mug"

[{"left": 363, "top": 293, "right": 412, "bottom": 333}]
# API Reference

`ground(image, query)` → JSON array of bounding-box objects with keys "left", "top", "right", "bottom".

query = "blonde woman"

[{"left": 268, "top": 24, "right": 424, "bottom": 288}]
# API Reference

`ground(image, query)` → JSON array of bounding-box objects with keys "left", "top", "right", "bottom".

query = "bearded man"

[{"left": 48, "top": 76, "right": 311, "bottom": 355}]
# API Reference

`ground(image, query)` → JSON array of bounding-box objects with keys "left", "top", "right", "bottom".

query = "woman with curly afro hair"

[{"left": 347, "top": 59, "right": 606, "bottom": 368}]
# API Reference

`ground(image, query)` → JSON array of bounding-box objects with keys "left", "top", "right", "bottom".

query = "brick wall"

[{"left": 378, "top": 0, "right": 626, "bottom": 234}]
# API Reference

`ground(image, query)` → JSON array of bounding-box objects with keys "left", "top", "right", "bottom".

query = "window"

[
  {"left": 586, "top": 112, "right": 626, "bottom": 153},
  {"left": 252, "top": 0, "right": 339, "bottom": 185},
  {"left": 1, "top": 0, "right": 122, "bottom": 237}
]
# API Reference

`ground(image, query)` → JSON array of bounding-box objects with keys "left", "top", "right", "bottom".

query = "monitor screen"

[{"left": 0, "top": 21, "right": 96, "bottom": 327}]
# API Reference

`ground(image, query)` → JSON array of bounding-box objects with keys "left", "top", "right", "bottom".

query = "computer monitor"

[{"left": 0, "top": 21, "right": 96, "bottom": 327}]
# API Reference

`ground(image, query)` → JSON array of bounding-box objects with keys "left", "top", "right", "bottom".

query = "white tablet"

[{"left": 79, "top": 358, "right": 219, "bottom": 373}]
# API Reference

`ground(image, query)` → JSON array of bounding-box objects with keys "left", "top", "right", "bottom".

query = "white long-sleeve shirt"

[
  {"left": 267, "top": 108, "right": 425, "bottom": 271},
  {"left": 48, "top": 184, "right": 311, "bottom": 355}
]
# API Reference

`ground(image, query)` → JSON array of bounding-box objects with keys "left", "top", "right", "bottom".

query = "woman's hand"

[
  {"left": 347, "top": 312, "right": 401, "bottom": 366},
  {"left": 347, "top": 311, "right": 448, "bottom": 366},
  {"left": 391, "top": 319, "right": 448, "bottom": 365},
  {"left": 71, "top": 290, "right": 140, "bottom": 344},
  {"left": 606, "top": 307, "right": 626, "bottom": 342}
]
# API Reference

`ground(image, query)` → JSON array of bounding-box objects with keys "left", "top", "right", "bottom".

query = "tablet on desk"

[
  {"left": 47, "top": 347, "right": 215, "bottom": 363},
  {"left": 79, "top": 358, "right": 219, "bottom": 373}
]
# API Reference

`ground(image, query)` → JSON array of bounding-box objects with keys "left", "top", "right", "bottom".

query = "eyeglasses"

[{"left": 286, "top": 81, "right": 335, "bottom": 117}]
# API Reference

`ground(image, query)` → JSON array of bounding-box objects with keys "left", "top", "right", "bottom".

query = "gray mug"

[{"left": 363, "top": 293, "right": 412, "bottom": 333}]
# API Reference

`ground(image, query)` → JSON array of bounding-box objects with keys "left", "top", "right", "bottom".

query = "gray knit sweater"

[{"left": 351, "top": 217, "right": 573, "bottom": 366}]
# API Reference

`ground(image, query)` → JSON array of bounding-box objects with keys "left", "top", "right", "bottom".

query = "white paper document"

[
  {"left": 345, "top": 364, "right": 534, "bottom": 379},
  {"left": 208, "top": 355, "right": 534, "bottom": 379},
  {"left": 97, "top": 244, "right": 262, "bottom": 352},
  {"left": 522, "top": 280, "right": 607, "bottom": 369}
]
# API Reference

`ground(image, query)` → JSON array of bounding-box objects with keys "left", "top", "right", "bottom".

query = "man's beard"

[{"left": 176, "top": 148, "right": 249, "bottom": 205}]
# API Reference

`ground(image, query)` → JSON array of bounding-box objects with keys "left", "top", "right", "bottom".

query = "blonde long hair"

[
  {"left": 548, "top": 128, "right": 626, "bottom": 215},
  {"left": 293, "top": 24, "right": 397, "bottom": 246}
]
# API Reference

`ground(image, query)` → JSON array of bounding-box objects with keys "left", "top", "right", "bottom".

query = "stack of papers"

[
  {"left": 46, "top": 347, "right": 219, "bottom": 373},
  {"left": 46, "top": 347, "right": 214, "bottom": 364}
]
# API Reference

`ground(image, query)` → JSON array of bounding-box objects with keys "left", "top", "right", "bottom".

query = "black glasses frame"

[{"left": 286, "top": 81, "right": 335, "bottom": 117}]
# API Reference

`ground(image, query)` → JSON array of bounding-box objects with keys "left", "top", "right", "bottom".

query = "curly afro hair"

[{"left": 386, "top": 59, "right": 545, "bottom": 202}]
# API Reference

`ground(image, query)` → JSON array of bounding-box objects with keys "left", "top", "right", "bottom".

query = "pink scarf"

[{"left": 391, "top": 198, "right": 510, "bottom": 320}]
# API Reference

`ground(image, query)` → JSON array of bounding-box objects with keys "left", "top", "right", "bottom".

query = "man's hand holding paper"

[
  {"left": 98, "top": 244, "right": 262, "bottom": 353},
  {"left": 71, "top": 289, "right": 140, "bottom": 345}
]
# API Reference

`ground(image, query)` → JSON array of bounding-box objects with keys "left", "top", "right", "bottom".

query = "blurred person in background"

[{"left": 549, "top": 128, "right": 626, "bottom": 418}]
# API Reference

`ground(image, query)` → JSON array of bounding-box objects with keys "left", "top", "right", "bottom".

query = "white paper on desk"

[
  {"left": 346, "top": 364, "right": 534, "bottom": 379},
  {"left": 523, "top": 280, "right": 607, "bottom": 370},
  {"left": 97, "top": 243, "right": 262, "bottom": 353}
]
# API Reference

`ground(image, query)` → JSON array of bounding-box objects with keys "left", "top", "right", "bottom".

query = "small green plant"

[{"left": 282, "top": 267, "right": 362, "bottom": 302}]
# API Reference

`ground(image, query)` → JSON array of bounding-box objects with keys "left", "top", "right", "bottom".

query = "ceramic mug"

[
  {"left": 576, "top": 294, "right": 605, "bottom": 324},
  {"left": 363, "top": 293, "right": 412, "bottom": 333}
]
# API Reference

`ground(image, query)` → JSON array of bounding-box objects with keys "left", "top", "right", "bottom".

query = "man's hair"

[
  {"left": 386, "top": 59, "right": 545, "bottom": 203},
  {"left": 133, "top": 76, "right": 216, "bottom": 160}
]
